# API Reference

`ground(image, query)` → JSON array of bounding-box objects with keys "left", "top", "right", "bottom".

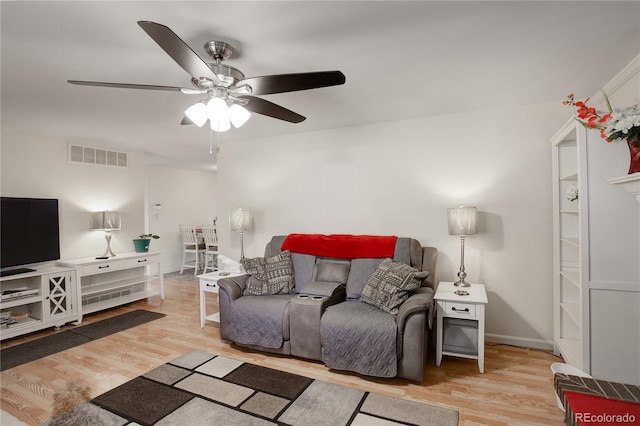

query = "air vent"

[{"left": 68, "top": 144, "right": 128, "bottom": 168}]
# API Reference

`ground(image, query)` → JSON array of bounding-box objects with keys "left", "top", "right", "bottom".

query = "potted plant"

[{"left": 133, "top": 233, "right": 160, "bottom": 253}]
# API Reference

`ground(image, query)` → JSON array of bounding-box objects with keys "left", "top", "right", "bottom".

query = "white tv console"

[
  {"left": 58, "top": 251, "right": 164, "bottom": 323},
  {"left": 1, "top": 252, "right": 164, "bottom": 340},
  {"left": 0, "top": 266, "right": 79, "bottom": 340}
]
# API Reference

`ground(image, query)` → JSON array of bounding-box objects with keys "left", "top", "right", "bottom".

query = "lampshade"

[
  {"left": 229, "top": 208, "right": 253, "bottom": 232},
  {"left": 91, "top": 211, "right": 121, "bottom": 231},
  {"left": 447, "top": 206, "right": 477, "bottom": 236},
  {"left": 207, "top": 98, "right": 229, "bottom": 122},
  {"left": 184, "top": 101, "right": 207, "bottom": 127},
  {"left": 229, "top": 104, "right": 251, "bottom": 128}
]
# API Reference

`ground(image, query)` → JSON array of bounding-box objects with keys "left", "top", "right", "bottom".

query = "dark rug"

[
  {"left": 45, "top": 350, "right": 459, "bottom": 426},
  {"left": 1, "top": 310, "right": 165, "bottom": 371}
]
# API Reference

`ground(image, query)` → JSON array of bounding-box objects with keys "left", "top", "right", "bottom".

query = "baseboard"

[{"left": 485, "top": 333, "right": 554, "bottom": 351}]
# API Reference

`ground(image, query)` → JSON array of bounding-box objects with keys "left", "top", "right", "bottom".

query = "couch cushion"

[
  {"left": 392, "top": 237, "right": 412, "bottom": 265},
  {"left": 240, "top": 250, "right": 295, "bottom": 296},
  {"left": 229, "top": 294, "right": 295, "bottom": 348},
  {"left": 312, "top": 259, "right": 351, "bottom": 284},
  {"left": 265, "top": 235, "right": 288, "bottom": 257},
  {"left": 291, "top": 252, "right": 317, "bottom": 294},
  {"left": 360, "top": 259, "right": 428, "bottom": 314},
  {"left": 321, "top": 301, "right": 398, "bottom": 377},
  {"left": 345, "top": 258, "right": 384, "bottom": 300}
]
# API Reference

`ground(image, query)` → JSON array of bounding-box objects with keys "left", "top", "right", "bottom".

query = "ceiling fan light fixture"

[
  {"left": 184, "top": 101, "right": 208, "bottom": 127},
  {"left": 210, "top": 117, "right": 231, "bottom": 132},
  {"left": 206, "top": 97, "right": 229, "bottom": 122},
  {"left": 229, "top": 104, "right": 251, "bottom": 128}
]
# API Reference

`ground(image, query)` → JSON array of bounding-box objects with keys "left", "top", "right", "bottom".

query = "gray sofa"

[{"left": 217, "top": 235, "right": 437, "bottom": 382}]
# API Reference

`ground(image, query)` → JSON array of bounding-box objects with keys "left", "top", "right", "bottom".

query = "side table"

[
  {"left": 198, "top": 271, "right": 244, "bottom": 328},
  {"left": 434, "top": 281, "right": 488, "bottom": 373}
]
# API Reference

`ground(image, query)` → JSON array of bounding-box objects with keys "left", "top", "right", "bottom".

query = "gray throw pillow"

[
  {"left": 312, "top": 259, "right": 351, "bottom": 284},
  {"left": 240, "top": 250, "right": 295, "bottom": 296},
  {"left": 360, "top": 258, "right": 428, "bottom": 314}
]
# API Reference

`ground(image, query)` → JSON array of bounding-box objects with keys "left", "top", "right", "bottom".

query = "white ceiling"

[{"left": 2, "top": 1, "right": 639, "bottom": 171}]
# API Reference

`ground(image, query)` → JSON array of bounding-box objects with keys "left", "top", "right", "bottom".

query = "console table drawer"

[
  {"left": 125, "top": 255, "right": 159, "bottom": 268},
  {"left": 444, "top": 301, "right": 477, "bottom": 318},
  {"left": 81, "top": 260, "right": 125, "bottom": 275}
]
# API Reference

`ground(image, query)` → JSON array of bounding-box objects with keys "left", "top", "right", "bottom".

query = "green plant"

[{"left": 138, "top": 233, "right": 160, "bottom": 240}]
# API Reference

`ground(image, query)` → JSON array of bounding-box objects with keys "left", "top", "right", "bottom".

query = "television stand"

[
  {"left": 0, "top": 266, "right": 79, "bottom": 340},
  {"left": 0, "top": 267, "right": 36, "bottom": 278},
  {"left": 58, "top": 251, "right": 164, "bottom": 322}
]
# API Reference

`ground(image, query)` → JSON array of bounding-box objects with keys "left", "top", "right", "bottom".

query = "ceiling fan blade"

[
  {"left": 137, "top": 21, "right": 220, "bottom": 84},
  {"left": 238, "top": 95, "right": 306, "bottom": 123},
  {"left": 67, "top": 80, "right": 191, "bottom": 92},
  {"left": 238, "top": 71, "right": 345, "bottom": 95}
]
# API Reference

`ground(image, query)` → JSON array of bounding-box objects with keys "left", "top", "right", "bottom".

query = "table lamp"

[
  {"left": 91, "top": 210, "right": 121, "bottom": 258},
  {"left": 230, "top": 208, "right": 253, "bottom": 259},
  {"left": 447, "top": 205, "right": 477, "bottom": 289}
]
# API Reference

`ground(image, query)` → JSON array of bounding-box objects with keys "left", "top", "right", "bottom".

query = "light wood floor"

[{"left": 1, "top": 273, "right": 565, "bottom": 425}]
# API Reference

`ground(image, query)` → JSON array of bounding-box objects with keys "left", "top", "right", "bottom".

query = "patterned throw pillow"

[
  {"left": 360, "top": 258, "right": 428, "bottom": 314},
  {"left": 240, "top": 250, "right": 295, "bottom": 296}
]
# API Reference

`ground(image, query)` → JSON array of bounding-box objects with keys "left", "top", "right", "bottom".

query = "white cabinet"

[
  {"left": 552, "top": 119, "right": 640, "bottom": 385},
  {"left": 58, "top": 251, "right": 164, "bottom": 321},
  {"left": 0, "top": 266, "right": 79, "bottom": 340},
  {"left": 434, "top": 282, "right": 488, "bottom": 373}
]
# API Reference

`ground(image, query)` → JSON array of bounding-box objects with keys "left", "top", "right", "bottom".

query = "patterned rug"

[
  {"left": 45, "top": 350, "right": 459, "bottom": 426},
  {"left": 1, "top": 310, "right": 165, "bottom": 371}
]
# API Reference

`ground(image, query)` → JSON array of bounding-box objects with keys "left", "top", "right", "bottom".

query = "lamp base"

[
  {"left": 101, "top": 231, "right": 116, "bottom": 258},
  {"left": 453, "top": 279, "right": 471, "bottom": 287},
  {"left": 453, "top": 266, "right": 470, "bottom": 287}
]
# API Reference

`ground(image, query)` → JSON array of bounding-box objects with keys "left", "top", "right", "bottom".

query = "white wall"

[
  {"left": 217, "top": 101, "right": 569, "bottom": 347},
  {"left": 0, "top": 127, "right": 146, "bottom": 260},
  {"left": 0, "top": 127, "right": 217, "bottom": 274},
  {"left": 145, "top": 166, "right": 217, "bottom": 272}
]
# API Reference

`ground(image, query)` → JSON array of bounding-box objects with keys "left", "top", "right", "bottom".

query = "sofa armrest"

[
  {"left": 395, "top": 287, "right": 434, "bottom": 334},
  {"left": 218, "top": 275, "right": 249, "bottom": 302},
  {"left": 395, "top": 287, "right": 434, "bottom": 377},
  {"left": 217, "top": 275, "right": 249, "bottom": 341}
]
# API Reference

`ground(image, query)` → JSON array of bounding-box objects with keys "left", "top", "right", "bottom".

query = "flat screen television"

[{"left": 0, "top": 197, "right": 61, "bottom": 276}]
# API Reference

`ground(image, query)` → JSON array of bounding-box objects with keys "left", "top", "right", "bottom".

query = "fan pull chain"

[{"left": 209, "top": 129, "right": 221, "bottom": 155}]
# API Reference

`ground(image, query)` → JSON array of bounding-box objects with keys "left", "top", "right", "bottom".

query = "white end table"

[
  {"left": 198, "top": 271, "right": 244, "bottom": 328},
  {"left": 434, "top": 281, "right": 488, "bottom": 373}
]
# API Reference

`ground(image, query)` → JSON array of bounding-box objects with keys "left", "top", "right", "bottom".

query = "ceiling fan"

[{"left": 68, "top": 21, "right": 346, "bottom": 131}]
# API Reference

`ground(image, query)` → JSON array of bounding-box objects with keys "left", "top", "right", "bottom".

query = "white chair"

[
  {"left": 201, "top": 226, "right": 219, "bottom": 273},
  {"left": 179, "top": 224, "right": 205, "bottom": 275}
]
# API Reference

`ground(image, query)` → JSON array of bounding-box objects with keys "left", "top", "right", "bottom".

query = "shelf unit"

[
  {"left": 0, "top": 266, "right": 79, "bottom": 340},
  {"left": 58, "top": 251, "right": 164, "bottom": 321},
  {"left": 551, "top": 119, "right": 589, "bottom": 371},
  {"left": 552, "top": 116, "right": 640, "bottom": 384}
]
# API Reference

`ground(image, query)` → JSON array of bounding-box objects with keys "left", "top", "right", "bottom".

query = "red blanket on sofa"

[{"left": 281, "top": 234, "right": 398, "bottom": 259}]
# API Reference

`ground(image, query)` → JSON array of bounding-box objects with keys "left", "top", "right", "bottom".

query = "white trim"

[
  {"left": 485, "top": 333, "right": 554, "bottom": 351},
  {"left": 589, "top": 280, "right": 640, "bottom": 293},
  {"left": 592, "top": 54, "right": 640, "bottom": 104}
]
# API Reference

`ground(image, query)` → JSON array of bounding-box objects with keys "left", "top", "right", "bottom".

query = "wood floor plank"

[{"left": 1, "top": 273, "right": 565, "bottom": 425}]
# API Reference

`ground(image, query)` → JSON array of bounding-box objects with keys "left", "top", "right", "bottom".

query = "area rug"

[
  {"left": 1, "top": 310, "right": 165, "bottom": 371},
  {"left": 45, "top": 350, "right": 459, "bottom": 426}
]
